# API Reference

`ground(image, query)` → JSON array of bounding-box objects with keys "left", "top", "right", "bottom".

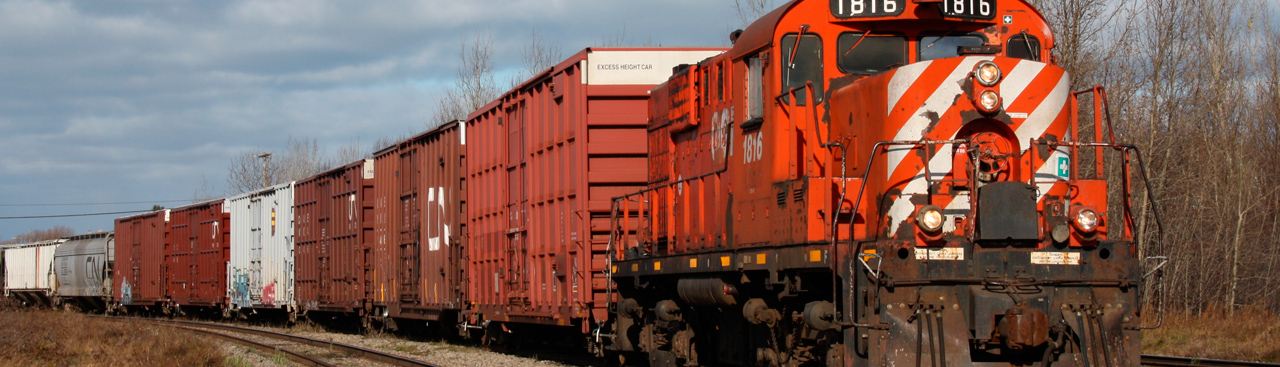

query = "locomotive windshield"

[
  {"left": 781, "top": 34, "right": 824, "bottom": 105},
  {"left": 918, "top": 33, "right": 987, "bottom": 61},
  {"left": 837, "top": 32, "right": 907, "bottom": 74},
  {"left": 1007, "top": 33, "right": 1041, "bottom": 61}
]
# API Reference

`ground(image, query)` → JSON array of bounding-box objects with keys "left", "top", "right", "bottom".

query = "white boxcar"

[
  {"left": 3, "top": 239, "right": 65, "bottom": 306},
  {"left": 53, "top": 232, "right": 114, "bottom": 309},
  {"left": 227, "top": 181, "right": 296, "bottom": 313}
]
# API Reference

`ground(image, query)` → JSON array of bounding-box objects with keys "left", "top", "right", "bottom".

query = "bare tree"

[
  {"left": 518, "top": 28, "right": 563, "bottom": 82},
  {"left": 191, "top": 175, "right": 218, "bottom": 202},
  {"left": 226, "top": 137, "right": 327, "bottom": 194},
  {"left": 329, "top": 138, "right": 368, "bottom": 168},
  {"left": 599, "top": 24, "right": 632, "bottom": 47},
  {"left": 433, "top": 32, "right": 500, "bottom": 127},
  {"left": 372, "top": 135, "right": 403, "bottom": 155},
  {"left": 1, "top": 226, "right": 76, "bottom": 245},
  {"left": 731, "top": 0, "right": 778, "bottom": 29}
]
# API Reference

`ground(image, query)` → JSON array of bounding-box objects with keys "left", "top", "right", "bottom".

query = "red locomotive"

[
  {"left": 606, "top": 0, "right": 1159, "bottom": 366},
  {"left": 88, "top": 0, "right": 1167, "bottom": 366}
]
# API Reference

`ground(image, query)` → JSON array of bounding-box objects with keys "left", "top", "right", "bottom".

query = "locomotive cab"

[{"left": 607, "top": 0, "right": 1156, "bottom": 366}]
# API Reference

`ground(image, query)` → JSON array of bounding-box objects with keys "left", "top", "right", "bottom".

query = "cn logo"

[{"left": 743, "top": 132, "right": 764, "bottom": 164}]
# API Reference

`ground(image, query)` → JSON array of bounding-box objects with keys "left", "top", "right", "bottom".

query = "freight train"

[{"left": 2, "top": 0, "right": 1168, "bottom": 366}]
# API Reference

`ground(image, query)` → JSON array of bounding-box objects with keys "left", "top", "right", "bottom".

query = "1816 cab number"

[{"left": 942, "top": 0, "right": 997, "bottom": 19}]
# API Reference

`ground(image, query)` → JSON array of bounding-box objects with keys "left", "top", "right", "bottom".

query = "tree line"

[{"left": 1033, "top": 0, "right": 1280, "bottom": 313}]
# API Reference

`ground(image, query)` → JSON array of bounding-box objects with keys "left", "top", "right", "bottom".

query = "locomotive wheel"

[{"left": 649, "top": 349, "right": 678, "bottom": 367}]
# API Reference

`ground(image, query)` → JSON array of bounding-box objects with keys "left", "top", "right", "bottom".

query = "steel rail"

[
  {"left": 174, "top": 325, "right": 337, "bottom": 367},
  {"left": 1142, "top": 354, "right": 1280, "bottom": 367},
  {"left": 97, "top": 316, "right": 444, "bottom": 367}
]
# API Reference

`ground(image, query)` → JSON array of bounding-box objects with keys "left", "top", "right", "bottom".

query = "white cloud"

[{"left": 0, "top": 0, "right": 738, "bottom": 235}]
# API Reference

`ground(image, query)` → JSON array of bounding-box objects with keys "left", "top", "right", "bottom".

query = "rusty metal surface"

[
  {"left": 295, "top": 159, "right": 374, "bottom": 313},
  {"left": 464, "top": 48, "right": 724, "bottom": 330},
  {"left": 113, "top": 210, "right": 168, "bottom": 306},
  {"left": 370, "top": 121, "right": 466, "bottom": 321},
  {"left": 166, "top": 199, "right": 230, "bottom": 308}
]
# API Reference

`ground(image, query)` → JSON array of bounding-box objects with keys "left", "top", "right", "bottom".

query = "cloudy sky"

[{"left": 0, "top": 0, "right": 750, "bottom": 239}]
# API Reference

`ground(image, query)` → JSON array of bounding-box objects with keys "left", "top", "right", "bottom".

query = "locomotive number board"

[
  {"left": 830, "top": 0, "right": 905, "bottom": 18},
  {"left": 940, "top": 0, "right": 998, "bottom": 20}
]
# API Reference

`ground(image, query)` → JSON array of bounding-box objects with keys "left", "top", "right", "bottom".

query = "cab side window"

[
  {"left": 838, "top": 32, "right": 907, "bottom": 75},
  {"left": 746, "top": 56, "right": 765, "bottom": 124},
  {"left": 780, "top": 34, "right": 823, "bottom": 106}
]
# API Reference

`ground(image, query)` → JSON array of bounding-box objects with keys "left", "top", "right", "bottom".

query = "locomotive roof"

[{"left": 728, "top": 0, "right": 1053, "bottom": 60}]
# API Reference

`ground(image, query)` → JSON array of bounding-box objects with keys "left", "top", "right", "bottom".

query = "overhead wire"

[
  {"left": 0, "top": 200, "right": 192, "bottom": 207},
  {"left": 0, "top": 210, "right": 155, "bottom": 220}
]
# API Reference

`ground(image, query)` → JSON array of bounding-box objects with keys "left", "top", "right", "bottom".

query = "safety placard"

[
  {"left": 1031, "top": 252, "right": 1081, "bottom": 265},
  {"left": 915, "top": 247, "right": 965, "bottom": 261}
]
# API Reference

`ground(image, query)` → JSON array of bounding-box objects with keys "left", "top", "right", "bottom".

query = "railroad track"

[
  {"left": 93, "top": 316, "right": 1280, "bottom": 367},
  {"left": 95, "top": 316, "right": 443, "bottom": 367},
  {"left": 1142, "top": 355, "right": 1280, "bottom": 367}
]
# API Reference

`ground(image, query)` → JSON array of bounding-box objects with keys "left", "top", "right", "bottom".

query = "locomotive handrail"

[
  {"left": 833, "top": 138, "right": 966, "bottom": 327},
  {"left": 1027, "top": 141, "right": 1167, "bottom": 240},
  {"left": 1030, "top": 140, "right": 1170, "bottom": 330}
]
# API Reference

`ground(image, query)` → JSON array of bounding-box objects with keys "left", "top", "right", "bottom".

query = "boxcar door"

[
  {"left": 130, "top": 225, "right": 143, "bottom": 303},
  {"left": 399, "top": 145, "right": 422, "bottom": 303},
  {"left": 250, "top": 197, "right": 264, "bottom": 303},
  {"left": 197, "top": 209, "right": 219, "bottom": 304},
  {"left": 316, "top": 178, "right": 332, "bottom": 304},
  {"left": 505, "top": 104, "right": 529, "bottom": 306},
  {"left": 171, "top": 213, "right": 193, "bottom": 304}
]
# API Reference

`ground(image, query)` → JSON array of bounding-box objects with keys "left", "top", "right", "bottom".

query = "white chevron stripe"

[
  {"left": 1033, "top": 146, "right": 1072, "bottom": 202},
  {"left": 885, "top": 138, "right": 958, "bottom": 235},
  {"left": 887, "top": 61, "right": 934, "bottom": 116},
  {"left": 1014, "top": 73, "right": 1071, "bottom": 153},
  {"left": 1000, "top": 60, "right": 1047, "bottom": 110},
  {"left": 942, "top": 193, "right": 970, "bottom": 233},
  {"left": 886, "top": 57, "right": 993, "bottom": 177}
]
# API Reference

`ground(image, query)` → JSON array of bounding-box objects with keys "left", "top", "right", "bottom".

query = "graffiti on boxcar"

[
  {"left": 262, "top": 281, "right": 275, "bottom": 306},
  {"left": 230, "top": 268, "right": 251, "bottom": 308},
  {"left": 120, "top": 280, "right": 132, "bottom": 305},
  {"left": 85, "top": 256, "right": 102, "bottom": 291}
]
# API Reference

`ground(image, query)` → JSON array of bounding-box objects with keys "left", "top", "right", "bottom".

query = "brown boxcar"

[
  {"left": 463, "top": 48, "right": 726, "bottom": 333},
  {"left": 371, "top": 121, "right": 466, "bottom": 322},
  {"left": 295, "top": 159, "right": 375, "bottom": 313},
  {"left": 166, "top": 200, "right": 230, "bottom": 309},
  {"left": 113, "top": 210, "right": 169, "bottom": 308}
]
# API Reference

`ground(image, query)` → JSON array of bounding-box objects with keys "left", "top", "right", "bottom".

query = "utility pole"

[{"left": 258, "top": 152, "right": 272, "bottom": 189}]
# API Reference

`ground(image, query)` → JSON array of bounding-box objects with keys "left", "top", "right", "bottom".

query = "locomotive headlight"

[
  {"left": 974, "top": 61, "right": 1002, "bottom": 86},
  {"left": 915, "top": 205, "right": 944, "bottom": 233},
  {"left": 978, "top": 90, "right": 1002, "bottom": 113},
  {"left": 1073, "top": 208, "right": 1100, "bottom": 233}
]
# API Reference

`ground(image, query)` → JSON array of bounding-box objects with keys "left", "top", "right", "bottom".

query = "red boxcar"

[
  {"left": 113, "top": 210, "right": 169, "bottom": 308},
  {"left": 295, "top": 159, "right": 375, "bottom": 313},
  {"left": 464, "top": 48, "right": 725, "bottom": 332},
  {"left": 371, "top": 121, "right": 466, "bottom": 322},
  {"left": 166, "top": 200, "right": 230, "bottom": 309}
]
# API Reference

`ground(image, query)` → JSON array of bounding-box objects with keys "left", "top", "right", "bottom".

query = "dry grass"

[
  {"left": 0, "top": 309, "right": 224, "bottom": 367},
  {"left": 1143, "top": 306, "right": 1280, "bottom": 362}
]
